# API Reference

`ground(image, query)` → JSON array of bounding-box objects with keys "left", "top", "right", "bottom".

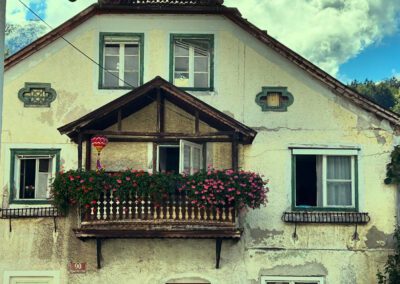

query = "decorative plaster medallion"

[
  {"left": 18, "top": 82, "right": 57, "bottom": 107},
  {"left": 255, "top": 86, "right": 294, "bottom": 112}
]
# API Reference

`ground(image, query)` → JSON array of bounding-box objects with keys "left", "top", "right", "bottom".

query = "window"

[
  {"left": 157, "top": 140, "right": 203, "bottom": 174},
  {"left": 292, "top": 149, "right": 358, "bottom": 211},
  {"left": 255, "top": 87, "right": 294, "bottom": 112},
  {"left": 10, "top": 149, "right": 60, "bottom": 204},
  {"left": 170, "top": 34, "right": 214, "bottom": 91},
  {"left": 99, "top": 33, "right": 144, "bottom": 89},
  {"left": 3, "top": 271, "right": 60, "bottom": 284},
  {"left": 261, "top": 276, "right": 324, "bottom": 284}
]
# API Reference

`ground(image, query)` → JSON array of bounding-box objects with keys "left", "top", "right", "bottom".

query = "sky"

[{"left": 5, "top": 0, "right": 400, "bottom": 83}]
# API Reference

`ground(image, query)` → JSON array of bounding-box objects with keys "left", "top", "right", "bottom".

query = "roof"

[
  {"left": 58, "top": 76, "right": 257, "bottom": 143},
  {"left": 5, "top": 1, "right": 400, "bottom": 127}
]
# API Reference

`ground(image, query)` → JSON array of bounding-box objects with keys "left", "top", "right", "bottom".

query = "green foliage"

[
  {"left": 51, "top": 169, "right": 269, "bottom": 213},
  {"left": 384, "top": 146, "right": 400, "bottom": 185},
  {"left": 377, "top": 226, "right": 400, "bottom": 283},
  {"left": 348, "top": 77, "right": 400, "bottom": 112}
]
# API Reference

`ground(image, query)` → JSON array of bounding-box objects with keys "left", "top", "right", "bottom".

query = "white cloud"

[
  {"left": 225, "top": 0, "right": 400, "bottom": 76},
  {"left": 6, "top": 0, "right": 400, "bottom": 77}
]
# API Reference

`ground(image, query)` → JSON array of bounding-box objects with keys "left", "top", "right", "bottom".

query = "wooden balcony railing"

[{"left": 78, "top": 190, "right": 239, "bottom": 233}]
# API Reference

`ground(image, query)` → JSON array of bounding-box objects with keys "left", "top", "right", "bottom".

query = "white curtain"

[{"left": 326, "top": 156, "right": 352, "bottom": 206}]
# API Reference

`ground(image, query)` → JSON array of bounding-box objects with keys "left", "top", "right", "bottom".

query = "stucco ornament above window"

[
  {"left": 18, "top": 83, "right": 57, "bottom": 107},
  {"left": 255, "top": 86, "right": 294, "bottom": 112}
]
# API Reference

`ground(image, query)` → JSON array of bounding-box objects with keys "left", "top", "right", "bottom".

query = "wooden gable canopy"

[{"left": 58, "top": 76, "right": 257, "bottom": 144}]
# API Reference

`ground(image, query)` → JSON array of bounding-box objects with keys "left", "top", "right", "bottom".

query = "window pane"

[
  {"left": 104, "top": 71, "right": 119, "bottom": 87},
  {"left": 193, "top": 148, "right": 201, "bottom": 173},
  {"left": 104, "top": 56, "right": 119, "bottom": 71},
  {"left": 295, "top": 155, "right": 317, "bottom": 207},
  {"left": 327, "top": 181, "right": 352, "bottom": 206},
  {"left": 19, "top": 159, "right": 36, "bottom": 199},
  {"left": 266, "top": 282, "right": 290, "bottom": 284},
  {"left": 39, "top": 159, "right": 50, "bottom": 173},
  {"left": 184, "top": 145, "right": 191, "bottom": 174},
  {"left": 194, "top": 73, "right": 209, "bottom": 88},
  {"left": 124, "top": 56, "right": 139, "bottom": 71},
  {"left": 37, "top": 173, "right": 49, "bottom": 199},
  {"left": 327, "top": 156, "right": 351, "bottom": 180},
  {"left": 175, "top": 57, "right": 189, "bottom": 72},
  {"left": 105, "top": 44, "right": 119, "bottom": 55},
  {"left": 125, "top": 44, "right": 139, "bottom": 56},
  {"left": 194, "top": 56, "right": 209, "bottom": 72},
  {"left": 174, "top": 72, "right": 190, "bottom": 87},
  {"left": 124, "top": 71, "right": 139, "bottom": 88},
  {"left": 174, "top": 42, "right": 189, "bottom": 56}
]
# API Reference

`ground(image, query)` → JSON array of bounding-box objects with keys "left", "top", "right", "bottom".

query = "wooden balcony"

[{"left": 74, "top": 190, "right": 242, "bottom": 239}]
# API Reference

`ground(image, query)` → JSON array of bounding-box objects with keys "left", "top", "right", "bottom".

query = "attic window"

[
  {"left": 255, "top": 87, "right": 294, "bottom": 112},
  {"left": 99, "top": 33, "right": 144, "bottom": 89}
]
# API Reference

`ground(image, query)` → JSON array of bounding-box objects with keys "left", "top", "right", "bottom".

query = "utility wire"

[{"left": 18, "top": 0, "right": 197, "bottom": 123}]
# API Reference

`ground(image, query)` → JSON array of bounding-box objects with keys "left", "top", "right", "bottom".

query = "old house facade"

[{"left": 0, "top": 1, "right": 399, "bottom": 283}]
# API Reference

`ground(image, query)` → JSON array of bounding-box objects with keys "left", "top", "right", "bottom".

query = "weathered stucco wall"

[{"left": 1, "top": 13, "right": 398, "bottom": 284}]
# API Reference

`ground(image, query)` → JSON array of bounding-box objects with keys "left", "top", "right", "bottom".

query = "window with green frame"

[
  {"left": 10, "top": 149, "right": 61, "bottom": 204},
  {"left": 99, "top": 33, "right": 144, "bottom": 89},
  {"left": 291, "top": 148, "right": 359, "bottom": 211},
  {"left": 170, "top": 34, "right": 214, "bottom": 91}
]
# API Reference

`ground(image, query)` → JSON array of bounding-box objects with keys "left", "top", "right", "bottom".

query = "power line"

[{"left": 18, "top": 0, "right": 197, "bottom": 123}]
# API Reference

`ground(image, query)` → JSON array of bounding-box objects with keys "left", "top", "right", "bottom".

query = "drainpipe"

[{"left": 0, "top": 0, "right": 5, "bottom": 149}]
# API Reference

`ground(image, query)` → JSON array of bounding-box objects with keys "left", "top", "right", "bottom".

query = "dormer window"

[
  {"left": 99, "top": 33, "right": 144, "bottom": 89},
  {"left": 170, "top": 34, "right": 214, "bottom": 91}
]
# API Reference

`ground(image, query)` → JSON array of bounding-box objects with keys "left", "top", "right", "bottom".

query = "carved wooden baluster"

[
  {"left": 228, "top": 207, "right": 233, "bottom": 222},
  {"left": 141, "top": 196, "right": 146, "bottom": 219},
  {"left": 115, "top": 198, "right": 120, "bottom": 220},
  {"left": 160, "top": 203, "right": 164, "bottom": 220},
  {"left": 134, "top": 193, "right": 139, "bottom": 219},
  {"left": 90, "top": 206, "right": 95, "bottom": 220},
  {"left": 147, "top": 194, "right": 152, "bottom": 220},
  {"left": 96, "top": 200, "right": 101, "bottom": 220},
  {"left": 154, "top": 203, "right": 158, "bottom": 220},
  {"left": 172, "top": 196, "right": 177, "bottom": 220},
  {"left": 191, "top": 204, "right": 195, "bottom": 220},
  {"left": 210, "top": 207, "right": 215, "bottom": 221},
  {"left": 185, "top": 198, "right": 189, "bottom": 220},
  {"left": 109, "top": 191, "right": 115, "bottom": 220},
  {"left": 166, "top": 199, "right": 171, "bottom": 219},
  {"left": 121, "top": 195, "right": 126, "bottom": 219},
  {"left": 178, "top": 194, "right": 183, "bottom": 220},
  {"left": 196, "top": 206, "right": 201, "bottom": 220},
  {"left": 222, "top": 206, "right": 227, "bottom": 221},
  {"left": 128, "top": 193, "right": 133, "bottom": 220}
]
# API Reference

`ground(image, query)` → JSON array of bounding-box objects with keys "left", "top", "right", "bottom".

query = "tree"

[{"left": 349, "top": 77, "right": 400, "bottom": 112}]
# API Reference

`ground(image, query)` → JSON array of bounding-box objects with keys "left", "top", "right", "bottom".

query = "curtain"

[{"left": 326, "top": 156, "right": 352, "bottom": 206}]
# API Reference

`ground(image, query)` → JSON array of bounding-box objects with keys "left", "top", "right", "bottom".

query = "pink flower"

[
  {"left": 117, "top": 179, "right": 122, "bottom": 184},
  {"left": 126, "top": 177, "right": 131, "bottom": 181}
]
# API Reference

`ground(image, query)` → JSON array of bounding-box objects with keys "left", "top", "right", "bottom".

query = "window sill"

[
  {"left": 98, "top": 86, "right": 136, "bottom": 90},
  {"left": 10, "top": 199, "right": 52, "bottom": 205},
  {"left": 0, "top": 206, "right": 61, "bottom": 219},
  {"left": 282, "top": 211, "right": 370, "bottom": 224}
]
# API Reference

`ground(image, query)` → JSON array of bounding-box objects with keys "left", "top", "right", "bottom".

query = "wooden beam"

[
  {"left": 108, "top": 137, "right": 233, "bottom": 143},
  {"left": 82, "top": 130, "right": 234, "bottom": 137},
  {"left": 77, "top": 133, "right": 83, "bottom": 170},
  {"left": 85, "top": 138, "right": 91, "bottom": 170},
  {"left": 156, "top": 88, "right": 165, "bottom": 134},
  {"left": 96, "top": 238, "right": 102, "bottom": 269},
  {"left": 216, "top": 238, "right": 222, "bottom": 269},
  {"left": 195, "top": 110, "right": 200, "bottom": 135},
  {"left": 152, "top": 143, "right": 157, "bottom": 173},
  {"left": 117, "top": 109, "right": 122, "bottom": 131},
  {"left": 232, "top": 132, "right": 239, "bottom": 171}
]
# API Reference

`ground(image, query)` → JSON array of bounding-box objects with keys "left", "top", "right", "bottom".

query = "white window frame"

[
  {"left": 3, "top": 270, "right": 61, "bottom": 284},
  {"left": 292, "top": 149, "right": 358, "bottom": 209},
  {"left": 172, "top": 35, "right": 212, "bottom": 89},
  {"left": 156, "top": 140, "right": 204, "bottom": 175},
  {"left": 14, "top": 155, "right": 56, "bottom": 201},
  {"left": 101, "top": 34, "right": 142, "bottom": 88},
  {"left": 261, "top": 276, "right": 324, "bottom": 284}
]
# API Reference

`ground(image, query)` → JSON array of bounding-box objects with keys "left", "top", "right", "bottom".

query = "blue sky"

[
  {"left": 6, "top": 0, "right": 400, "bottom": 83},
  {"left": 339, "top": 32, "right": 400, "bottom": 82}
]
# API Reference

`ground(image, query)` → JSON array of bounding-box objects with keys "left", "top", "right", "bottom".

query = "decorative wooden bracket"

[
  {"left": 96, "top": 238, "right": 102, "bottom": 269},
  {"left": 216, "top": 238, "right": 223, "bottom": 269}
]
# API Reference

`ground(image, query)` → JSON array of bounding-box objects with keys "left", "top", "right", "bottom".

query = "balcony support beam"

[
  {"left": 232, "top": 131, "right": 239, "bottom": 171},
  {"left": 216, "top": 238, "right": 222, "bottom": 269},
  {"left": 85, "top": 137, "right": 92, "bottom": 170},
  {"left": 96, "top": 238, "right": 102, "bottom": 269},
  {"left": 77, "top": 133, "right": 83, "bottom": 170}
]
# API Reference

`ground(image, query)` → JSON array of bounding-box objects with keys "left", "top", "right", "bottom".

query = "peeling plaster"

[
  {"left": 250, "top": 228, "right": 284, "bottom": 244},
  {"left": 365, "top": 226, "right": 394, "bottom": 249},
  {"left": 258, "top": 261, "right": 328, "bottom": 279}
]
